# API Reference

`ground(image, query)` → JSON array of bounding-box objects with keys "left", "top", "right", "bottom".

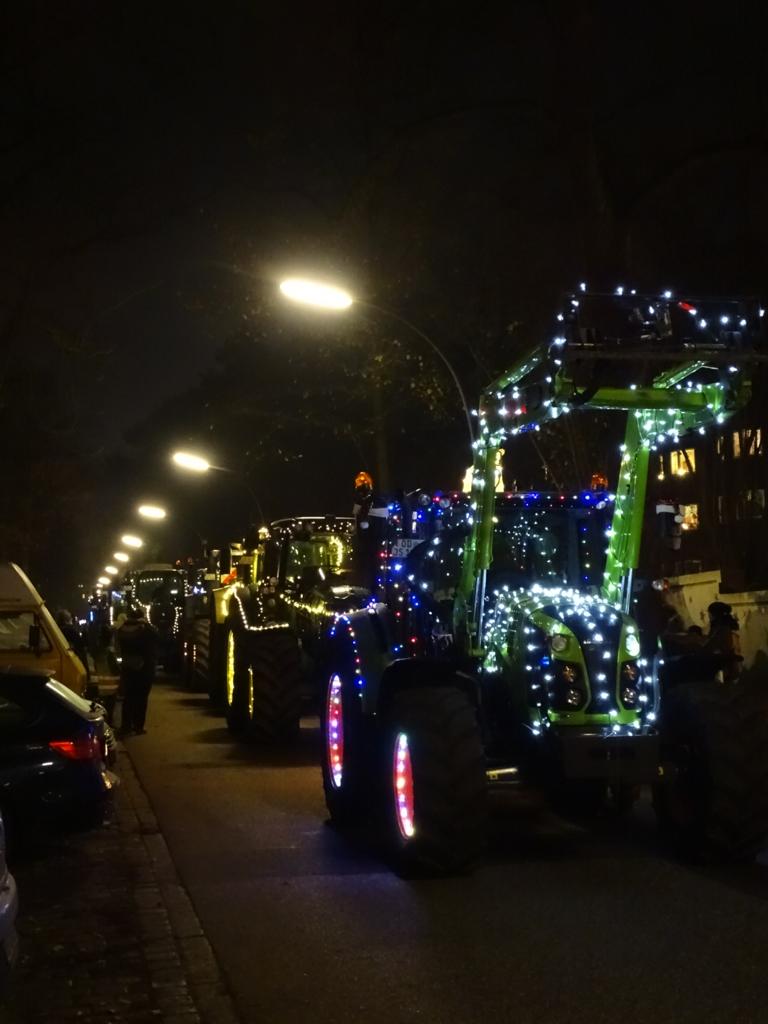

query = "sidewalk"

[{"left": 4, "top": 747, "right": 240, "bottom": 1024}]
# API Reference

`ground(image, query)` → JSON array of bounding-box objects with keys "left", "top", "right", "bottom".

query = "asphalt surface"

[{"left": 126, "top": 677, "right": 768, "bottom": 1024}]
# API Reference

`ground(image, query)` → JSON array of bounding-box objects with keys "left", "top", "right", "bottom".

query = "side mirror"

[{"left": 28, "top": 623, "right": 41, "bottom": 653}]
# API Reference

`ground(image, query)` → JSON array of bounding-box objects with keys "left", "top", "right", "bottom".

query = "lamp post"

[
  {"left": 278, "top": 277, "right": 475, "bottom": 448},
  {"left": 137, "top": 499, "right": 208, "bottom": 558},
  {"left": 171, "top": 450, "right": 266, "bottom": 526}
]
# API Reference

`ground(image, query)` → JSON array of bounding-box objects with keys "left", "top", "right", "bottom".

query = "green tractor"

[
  {"left": 186, "top": 517, "right": 368, "bottom": 742},
  {"left": 322, "top": 289, "right": 768, "bottom": 872}
]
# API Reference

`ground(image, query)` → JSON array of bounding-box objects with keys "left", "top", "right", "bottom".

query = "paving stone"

[{"left": 4, "top": 745, "right": 241, "bottom": 1024}]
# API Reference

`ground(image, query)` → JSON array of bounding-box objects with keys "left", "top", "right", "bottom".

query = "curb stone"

[{"left": 119, "top": 747, "right": 242, "bottom": 1024}]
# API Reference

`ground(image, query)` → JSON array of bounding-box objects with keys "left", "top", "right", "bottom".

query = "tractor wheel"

[
  {"left": 243, "top": 632, "right": 303, "bottom": 744},
  {"left": 224, "top": 625, "right": 250, "bottom": 736},
  {"left": 653, "top": 680, "right": 768, "bottom": 862},
  {"left": 208, "top": 624, "right": 227, "bottom": 707},
  {"left": 384, "top": 686, "right": 487, "bottom": 874},
  {"left": 321, "top": 662, "right": 371, "bottom": 824},
  {"left": 184, "top": 640, "right": 197, "bottom": 690}
]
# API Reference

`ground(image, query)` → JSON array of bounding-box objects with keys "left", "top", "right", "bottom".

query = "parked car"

[
  {"left": 0, "top": 811, "right": 18, "bottom": 997},
  {"left": 0, "top": 668, "right": 118, "bottom": 839},
  {"left": 0, "top": 562, "right": 89, "bottom": 695}
]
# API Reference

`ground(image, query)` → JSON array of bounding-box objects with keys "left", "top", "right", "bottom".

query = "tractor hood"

[
  {"left": 483, "top": 584, "right": 654, "bottom": 732},
  {"left": 319, "top": 584, "right": 371, "bottom": 612}
]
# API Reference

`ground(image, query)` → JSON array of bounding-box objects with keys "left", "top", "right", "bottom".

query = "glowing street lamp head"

[
  {"left": 121, "top": 534, "right": 143, "bottom": 549},
  {"left": 104, "top": 565, "right": 119, "bottom": 575},
  {"left": 172, "top": 451, "right": 211, "bottom": 473},
  {"left": 97, "top": 576, "right": 111, "bottom": 586},
  {"left": 279, "top": 278, "right": 354, "bottom": 311},
  {"left": 138, "top": 504, "right": 167, "bottom": 520},
  {"left": 113, "top": 552, "right": 129, "bottom": 563}
]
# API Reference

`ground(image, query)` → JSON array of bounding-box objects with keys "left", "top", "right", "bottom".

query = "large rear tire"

[
  {"left": 242, "top": 632, "right": 303, "bottom": 744},
  {"left": 321, "top": 661, "right": 371, "bottom": 824},
  {"left": 384, "top": 686, "right": 487, "bottom": 874},
  {"left": 208, "top": 623, "right": 228, "bottom": 707},
  {"left": 224, "top": 626, "right": 250, "bottom": 736},
  {"left": 653, "top": 681, "right": 768, "bottom": 862}
]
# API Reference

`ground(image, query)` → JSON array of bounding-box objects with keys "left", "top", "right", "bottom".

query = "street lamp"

[
  {"left": 121, "top": 534, "right": 143, "bottom": 549},
  {"left": 138, "top": 504, "right": 167, "bottom": 520},
  {"left": 136, "top": 494, "right": 208, "bottom": 557},
  {"left": 172, "top": 451, "right": 211, "bottom": 473},
  {"left": 113, "top": 552, "right": 130, "bottom": 563},
  {"left": 279, "top": 278, "right": 353, "bottom": 310},
  {"left": 171, "top": 450, "right": 265, "bottom": 524},
  {"left": 104, "top": 565, "right": 119, "bottom": 575},
  {"left": 97, "top": 576, "right": 111, "bottom": 586},
  {"left": 278, "top": 276, "right": 475, "bottom": 447}
]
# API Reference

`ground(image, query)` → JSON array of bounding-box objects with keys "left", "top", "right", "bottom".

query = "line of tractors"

[{"left": 174, "top": 290, "right": 768, "bottom": 874}]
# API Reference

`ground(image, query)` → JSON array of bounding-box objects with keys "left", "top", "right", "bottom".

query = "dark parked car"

[
  {"left": 0, "top": 668, "right": 118, "bottom": 838},
  {"left": 0, "top": 810, "right": 18, "bottom": 998}
]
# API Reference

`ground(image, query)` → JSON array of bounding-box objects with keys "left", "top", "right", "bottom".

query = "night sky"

[{"left": 2, "top": 2, "right": 768, "bottom": 605}]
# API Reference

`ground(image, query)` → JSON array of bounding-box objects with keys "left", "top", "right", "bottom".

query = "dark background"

[{"left": 2, "top": 2, "right": 767, "bottom": 607}]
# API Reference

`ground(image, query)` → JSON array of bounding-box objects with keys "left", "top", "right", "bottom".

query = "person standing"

[
  {"left": 704, "top": 601, "right": 743, "bottom": 683},
  {"left": 352, "top": 471, "right": 389, "bottom": 588},
  {"left": 117, "top": 609, "right": 158, "bottom": 736},
  {"left": 55, "top": 608, "right": 90, "bottom": 679}
]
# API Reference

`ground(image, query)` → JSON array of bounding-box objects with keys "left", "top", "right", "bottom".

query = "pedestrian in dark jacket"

[
  {"left": 117, "top": 609, "right": 158, "bottom": 735},
  {"left": 704, "top": 601, "right": 743, "bottom": 683},
  {"left": 55, "top": 608, "right": 89, "bottom": 676}
]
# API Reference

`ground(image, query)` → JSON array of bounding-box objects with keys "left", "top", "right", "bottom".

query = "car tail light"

[{"left": 49, "top": 733, "right": 102, "bottom": 761}]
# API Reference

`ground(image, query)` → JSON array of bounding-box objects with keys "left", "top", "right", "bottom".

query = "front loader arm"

[{"left": 455, "top": 290, "right": 762, "bottom": 641}]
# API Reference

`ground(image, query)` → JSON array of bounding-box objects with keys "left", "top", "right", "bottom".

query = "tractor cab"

[{"left": 485, "top": 491, "right": 611, "bottom": 593}]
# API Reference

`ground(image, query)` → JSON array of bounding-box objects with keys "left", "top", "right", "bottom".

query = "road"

[{"left": 126, "top": 677, "right": 768, "bottom": 1024}]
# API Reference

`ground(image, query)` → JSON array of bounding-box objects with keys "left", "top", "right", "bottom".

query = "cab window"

[
  {"left": 284, "top": 536, "right": 351, "bottom": 585},
  {"left": 0, "top": 612, "right": 52, "bottom": 653}
]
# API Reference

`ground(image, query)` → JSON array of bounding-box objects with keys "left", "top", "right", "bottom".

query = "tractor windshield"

[
  {"left": 284, "top": 534, "right": 352, "bottom": 585},
  {"left": 490, "top": 504, "right": 607, "bottom": 591},
  {"left": 134, "top": 571, "right": 186, "bottom": 605}
]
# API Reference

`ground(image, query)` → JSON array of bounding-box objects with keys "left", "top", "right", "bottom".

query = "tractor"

[
  {"left": 185, "top": 517, "right": 368, "bottom": 742},
  {"left": 321, "top": 289, "right": 768, "bottom": 872}
]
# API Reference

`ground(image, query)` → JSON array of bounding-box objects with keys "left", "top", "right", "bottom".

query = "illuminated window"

[
  {"left": 733, "top": 428, "right": 763, "bottom": 458},
  {"left": 679, "top": 504, "right": 699, "bottom": 531},
  {"left": 670, "top": 449, "right": 696, "bottom": 477}
]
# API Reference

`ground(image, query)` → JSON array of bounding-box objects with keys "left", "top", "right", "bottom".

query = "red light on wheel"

[
  {"left": 393, "top": 733, "right": 415, "bottom": 838},
  {"left": 326, "top": 674, "right": 344, "bottom": 789}
]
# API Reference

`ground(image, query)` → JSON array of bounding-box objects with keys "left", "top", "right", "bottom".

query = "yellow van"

[{"left": 0, "top": 563, "right": 87, "bottom": 695}]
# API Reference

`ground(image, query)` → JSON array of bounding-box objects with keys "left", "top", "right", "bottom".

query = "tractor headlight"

[
  {"left": 550, "top": 634, "right": 569, "bottom": 654},
  {"left": 549, "top": 661, "right": 586, "bottom": 711},
  {"left": 620, "top": 661, "right": 640, "bottom": 706},
  {"left": 624, "top": 632, "right": 641, "bottom": 658}
]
